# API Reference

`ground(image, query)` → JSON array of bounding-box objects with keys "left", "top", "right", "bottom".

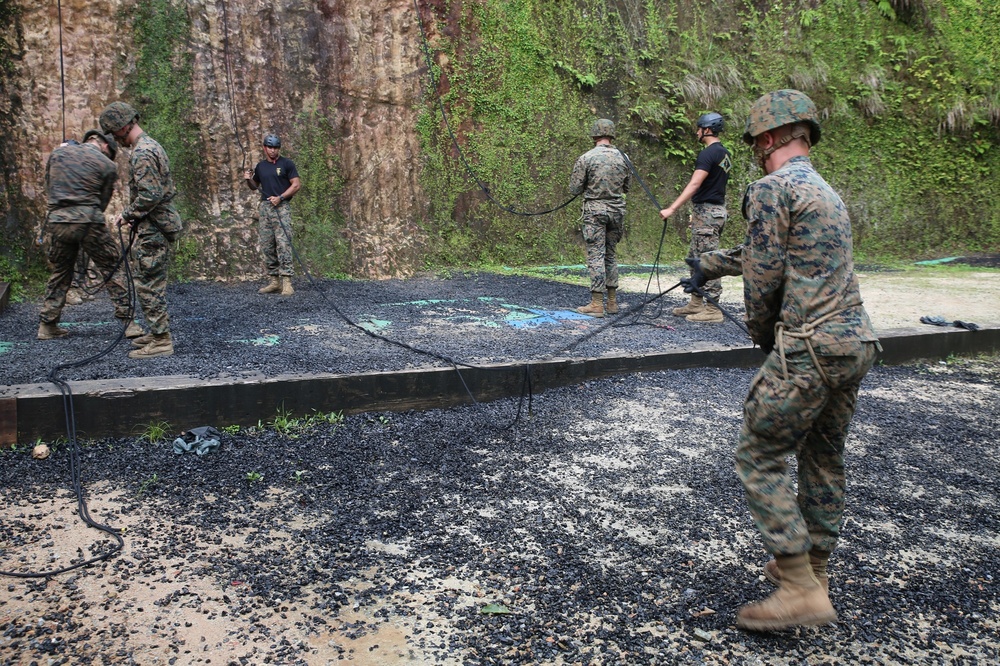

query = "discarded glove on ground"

[
  {"left": 919, "top": 316, "right": 980, "bottom": 331},
  {"left": 173, "top": 426, "right": 222, "bottom": 456}
]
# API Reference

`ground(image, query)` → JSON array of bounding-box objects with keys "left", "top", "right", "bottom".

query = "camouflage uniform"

[
  {"left": 258, "top": 201, "right": 294, "bottom": 277},
  {"left": 688, "top": 203, "right": 727, "bottom": 298},
  {"left": 40, "top": 142, "right": 131, "bottom": 325},
  {"left": 569, "top": 145, "right": 630, "bottom": 293},
  {"left": 699, "top": 155, "right": 880, "bottom": 556},
  {"left": 123, "top": 133, "right": 182, "bottom": 336}
]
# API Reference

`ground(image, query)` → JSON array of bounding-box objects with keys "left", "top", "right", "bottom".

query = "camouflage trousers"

[
  {"left": 259, "top": 200, "right": 294, "bottom": 277},
  {"left": 687, "top": 203, "right": 726, "bottom": 298},
  {"left": 582, "top": 211, "right": 624, "bottom": 293},
  {"left": 40, "top": 222, "right": 131, "bottom": 324},
  {"left": 736, "top": 341, "right": 878, "bottom": 555},
  {"left": 133, "top": 221, "right": 172, "bottom": 335}
]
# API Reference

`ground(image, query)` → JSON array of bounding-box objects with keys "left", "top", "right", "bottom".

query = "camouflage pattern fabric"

[
  {"left": 46, "top": 142, "right": 117, "bottom": 215},
  {"left": 258, "top": 201, "right": 294, "bottom": 277},
  {"left": 125, "top": 132, "right": 178, "bottom": 335},
  {"left": 132, "top": 222, "right": 172, "bottom": 335},
  {"left": 736, "top": 343, "right": 877, "bottom": 554},
  {"left": 40, "top": 221, "right": 131, "bottom": 324},
  {"left": 582, "top": 213, "right": 623, "bottom": 293},
  {"left": 124, "top": 133, "right": 183, "bottom": 240},
  {"left": 687, "top": 203, "right": 727, "bottom": 298},
  {"left": 699, "top": 156, "right": 878, "bottom": 354},
  {"left": 570, "top": 144, "right": 630, "bottom": 293},
  {"left": 698, "top": 154, "right": 880, "bottom": 556},
  {"left": 40, "top": 142, "right": 129, "bottom": 324}
]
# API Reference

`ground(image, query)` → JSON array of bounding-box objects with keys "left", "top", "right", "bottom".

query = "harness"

[{"left": 774, "top": 302, "right": 862, "bottom": 386}]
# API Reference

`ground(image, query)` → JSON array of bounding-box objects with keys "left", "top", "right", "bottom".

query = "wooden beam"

[{"left": 2, "top": 325, "right": 997, "bottom": 445}]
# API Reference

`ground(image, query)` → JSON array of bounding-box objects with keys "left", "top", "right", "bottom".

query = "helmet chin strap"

[{"left": 752, "top": 125, "right": 812, "bottom": 172}]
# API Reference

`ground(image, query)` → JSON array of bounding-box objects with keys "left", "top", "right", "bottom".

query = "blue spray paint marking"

[
  {"left": 502, "top": 306, "right": 591, "bottom": 329},
  {"left": 355, "top": 296, "right": 596, "bottom": 331}
]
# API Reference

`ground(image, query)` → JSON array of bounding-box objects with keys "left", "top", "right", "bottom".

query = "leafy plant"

[{"left": 246, "top": 471, "right": 264, "bottom": 484}]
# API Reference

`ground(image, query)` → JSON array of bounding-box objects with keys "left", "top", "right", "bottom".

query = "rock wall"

[{"left": 2, "top": 0, "right": 442, "bottom": 279}]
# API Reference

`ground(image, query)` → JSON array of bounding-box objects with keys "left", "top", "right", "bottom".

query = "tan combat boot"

[
  {"left": 38, "top": 322, "right": 69, "bottom": 340},
  {"left": 686, "top": 302, "right": 724, "bottom": 323},
  {"left": 131, "top": 333, "right": 155, "bottom": 348},
  {"left": 65, "top": 288, "right": 84, "bottom": 306},
  {"left": 763, "top": 550, "right": 830, "bottom": 594},
  {"left": 128, "top": 332, "right": 173, "bottom": 359},
  {"left": 576, "top": 292, "right": 604, "bottom": 318},
  {"left": 280, "top": 276, "right": 295, "bottom": 296},
  {"left": 606, "top": 287, "right": 619, "bottom": 314},
  {"left": 258, "top": 276, "right": 281, "bottom": 294},
  {"left": 737, "top": 553, "right": 837, "bottom": 631},
  {"left": 672, "top": 295, "right": 704, "bottom": 316},
  {"left": 119, "top": 319, "right": 145, "bottom": 339}
]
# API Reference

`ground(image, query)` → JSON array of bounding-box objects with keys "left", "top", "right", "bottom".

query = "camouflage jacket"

[
  {"left": 45, "top": 142, "right": 117, "bottom": 221},
  {"left": 699, "top": 155, "right": 879, "bottom": 354},
  {"left": 123, "top": 132, "right": 178, "bottom": 222},
  {"left": 569, "top": 144, "right": 630, "bottom": 215}
]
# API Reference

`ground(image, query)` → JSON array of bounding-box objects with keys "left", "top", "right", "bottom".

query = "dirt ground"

[{"left": 620, "top": 267, "right": 1000, "bottom": 333}]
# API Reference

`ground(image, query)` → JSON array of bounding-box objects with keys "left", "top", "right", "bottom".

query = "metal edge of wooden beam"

[{"left": 5, "top": 325, "right": 998, "bottom": 444}]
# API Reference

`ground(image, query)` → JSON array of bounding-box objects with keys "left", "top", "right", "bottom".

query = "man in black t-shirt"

[
  {"left": 660, "top": 112, "right": 732, "bottom": 323},
  {"left": 244, "top": 134, "right": 301, "bottom": 295}
]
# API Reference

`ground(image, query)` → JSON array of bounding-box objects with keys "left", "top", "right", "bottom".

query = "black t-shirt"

[
  {"left": 691, "top": 141, "right": 732, "bottom": 205},
  {"left": 253, "top": 156, "right": 299, "bottom": 200}
]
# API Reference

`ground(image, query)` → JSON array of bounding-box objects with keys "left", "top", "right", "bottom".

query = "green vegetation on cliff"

[{"left": 417, "top": 0, "right": 1000, "bottom": 268}]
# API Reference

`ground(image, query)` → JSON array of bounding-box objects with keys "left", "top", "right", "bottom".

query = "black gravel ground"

[
  {"left": 2, "top": 355, "right": 998, "bottom": 664},
  {"left": 0, "top": 270, "right": 749, "bottom": 386}
]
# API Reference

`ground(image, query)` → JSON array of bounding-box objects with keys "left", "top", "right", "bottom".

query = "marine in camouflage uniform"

[
  {"left": 37, "top": 131, "right": 136, "bottom": 340},
  {"left": 101, "top": 101, "right": 182, "bottom": 358},
  {"left": 692, "top": 90, "right": 881, "bottom": 631},
  {"left": 569, "top": 119, "right": 630, "bottom": 318}
]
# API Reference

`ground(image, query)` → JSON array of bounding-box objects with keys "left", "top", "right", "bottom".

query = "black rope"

[
  {"left": 56, "top": 0, "right": 66, "bottom": 142},
  {"left": 1, "top": 225, "right": 139, "bottom": 579},
  {"left": 269, "top": 214, "right": 532, "bottom": 429},
  {"left": 219, "top": 0, "right": 248, "bottom": 170},
  {"left": 412, "top": 0, "right": 579, "bottom": 217}
]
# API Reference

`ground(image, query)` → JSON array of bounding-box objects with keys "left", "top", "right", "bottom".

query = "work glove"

[{"left": 680, "top": 257, "right": 707, "bottom": 294}]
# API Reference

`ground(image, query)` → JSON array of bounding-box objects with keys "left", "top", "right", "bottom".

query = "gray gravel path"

[
  {"left": 2, "top": 355, "right": 998, "bottom": 664},
  {"left": 0, "top": 270, "right": 749, "bottom": 385}
]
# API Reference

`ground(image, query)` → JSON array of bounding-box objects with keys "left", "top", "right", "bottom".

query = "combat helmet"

[
  {"left": 99, "top": 101, "right": 139, "bottom": 134},
  {"left": 263, "top": 134, "right": 281, "bottom": 148},
  {"left": 697, "top": 112, "right": 725, "bottom": 134},
  {"left": 589, "top": 119, "right": 616, "bottom": 139},
  {"left": 742, "top": 89, "right": 821, "bottom": 146},
  {"left": 82, "top": 129, "right": 118, "bottom": 161}
]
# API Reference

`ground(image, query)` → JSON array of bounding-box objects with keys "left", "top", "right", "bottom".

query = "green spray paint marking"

[
  {"left": 232, "top": 334, "right": 280, "bottom": 346},
  {"left": 358, "top": 318, "right": 391, "bottom": 333},
  {"left": 0, "top": 341, "right": 14, "bottom": 355},
  {"left": 914, "top": 257, "right": 961, "bottom": 265}
]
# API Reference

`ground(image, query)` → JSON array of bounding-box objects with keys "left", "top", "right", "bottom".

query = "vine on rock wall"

[
  {"left": 121, "top": 0, "right": 206, "bottom": 278},
  {"left": 417, "top": 0, "right": 1000, "bottom": 268}
]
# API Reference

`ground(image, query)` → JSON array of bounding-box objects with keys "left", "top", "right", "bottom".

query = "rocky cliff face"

[{"left": 2, "top": 0, "right": 442, "bottom": 279}]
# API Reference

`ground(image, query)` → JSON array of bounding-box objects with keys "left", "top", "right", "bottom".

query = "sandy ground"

[{"left": 620, "top": 268, "right": 1000, "bottom": 333}]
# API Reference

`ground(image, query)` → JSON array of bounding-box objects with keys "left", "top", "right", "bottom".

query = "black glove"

[{"left": 680, "top": 257, "right": 707, "bottom": 294}]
